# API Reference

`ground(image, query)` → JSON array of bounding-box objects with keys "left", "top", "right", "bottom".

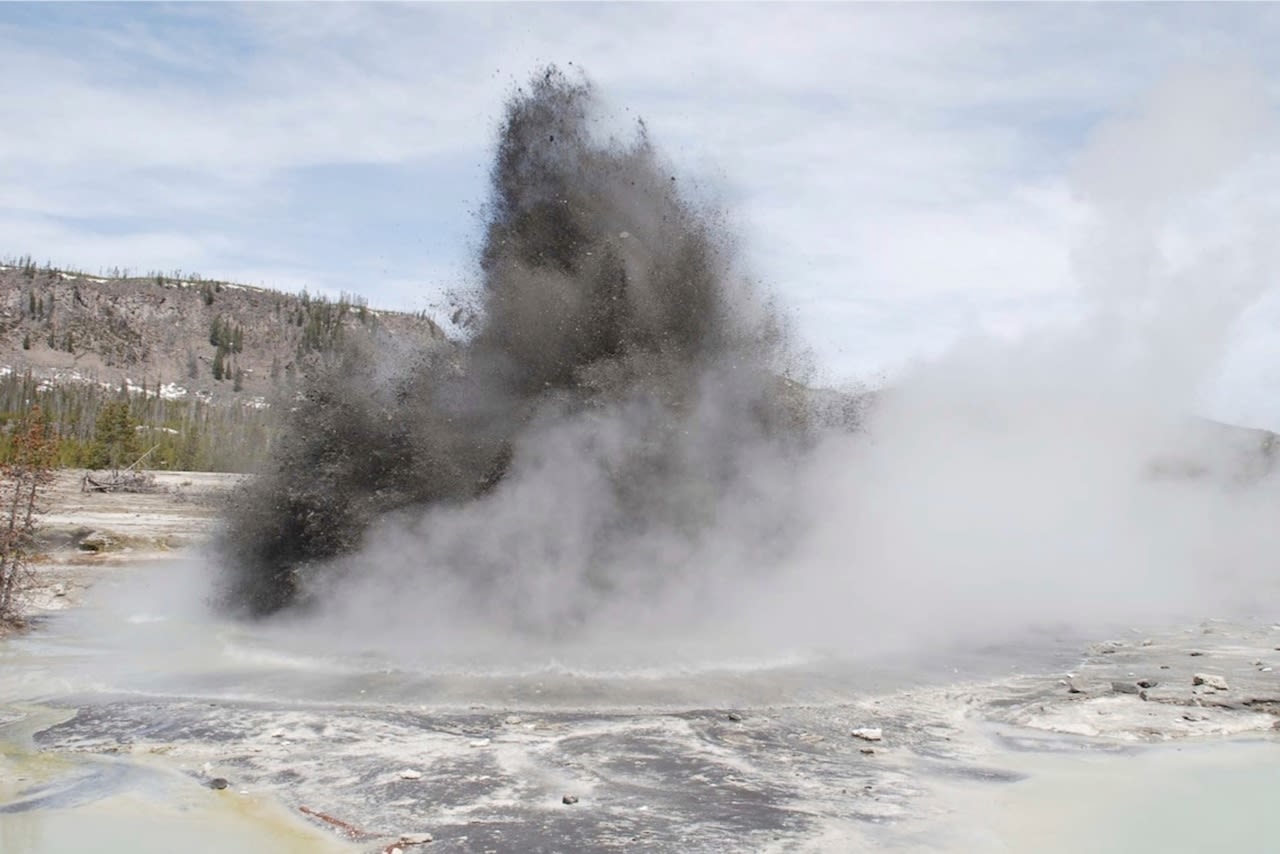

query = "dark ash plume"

[{"left": 215, "top": 66, "right": 811, "bottom": 620}]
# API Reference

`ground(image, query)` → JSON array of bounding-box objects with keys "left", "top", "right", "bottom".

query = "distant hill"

[{"left": 0, "top": 257, "right": 445, "bottom": 404}]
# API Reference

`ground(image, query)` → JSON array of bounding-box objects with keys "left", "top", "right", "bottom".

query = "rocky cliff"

[{"left": 0, "top": 261, "right": 445, "bottom": 402}]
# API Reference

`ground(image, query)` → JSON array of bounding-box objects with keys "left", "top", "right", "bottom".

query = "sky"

[{"left": 4, "top": 3, "right": 1280, "bottom": 424}]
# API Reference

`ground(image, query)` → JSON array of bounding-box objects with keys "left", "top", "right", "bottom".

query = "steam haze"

[{"left": 218, "top": 65, "right": 1280, "bottom": 671}]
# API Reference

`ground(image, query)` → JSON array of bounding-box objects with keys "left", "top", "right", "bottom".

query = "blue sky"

[{"left": 5, "top": 3, "right": 1280, "bottom": 423}]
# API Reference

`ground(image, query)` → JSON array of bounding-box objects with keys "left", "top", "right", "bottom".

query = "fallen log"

[{"left": 298, "top": 804, "right": 374, "bottom": 840}]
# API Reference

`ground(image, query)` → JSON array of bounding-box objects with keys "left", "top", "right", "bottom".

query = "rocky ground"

[{"left": 20, "top": 469, "right": 241, "bottom": 615}]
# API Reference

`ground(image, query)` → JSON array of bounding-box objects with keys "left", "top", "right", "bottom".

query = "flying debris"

[{"left": 215, "top": 66, "right": 818, "bottom": 621}]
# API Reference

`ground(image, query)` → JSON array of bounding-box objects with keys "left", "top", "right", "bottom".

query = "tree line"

[{"left": 0, "top": 371, "right": 275, "bottom": 472}]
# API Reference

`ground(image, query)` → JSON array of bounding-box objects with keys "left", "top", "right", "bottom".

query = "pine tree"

[
  {"left": 87, "top": 401, "right": 139, "bottom": 470},
  {"left": 212, "top": 343, "right": 227, "bottom": 381}
]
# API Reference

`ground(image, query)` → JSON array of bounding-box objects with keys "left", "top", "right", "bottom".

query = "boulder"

[
  {"left": 1192, "top": 673, "right": 1229, "bottom": 691},
  {"left": 399, "top": 832, "right": 434, "bottom": 845}
]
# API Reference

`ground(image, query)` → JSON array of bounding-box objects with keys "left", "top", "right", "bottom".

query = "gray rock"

[
  {"left": 77, "top": 531, "right": 114, "bottom": 552},
  {"left": 208, "top": 777, "right": 229, "bottom": 790},
  {"left": 1065, "top": 679, "right": 1085, "bottom": 694},
  {"left": 1136, "top": 679, "right": 1159, "bottom": 689},
  {"left": 851, "top": 727, "right": 883, "bottom": 742},
  {"left": 399, "top": 769, "right": 423, "bottom": 780},
  {"left": 399, "top": 832, "right": 434, "bottom": 845},
  {"left": 1110, "top": 681, "right": 1141, "bottom": 695},
  {"left": 562, "top": 794, "right": 579, "bottom": 805},
  {"left": 726, "top": 711, "right": 744, "bottom": 722},
  {"left": 1192, "top": 673, "right": 1229, "bottom": 691}
]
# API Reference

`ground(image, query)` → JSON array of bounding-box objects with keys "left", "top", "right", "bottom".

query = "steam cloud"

[{"left": 217, "top": 65, "right": 1280, "bottom": 665}]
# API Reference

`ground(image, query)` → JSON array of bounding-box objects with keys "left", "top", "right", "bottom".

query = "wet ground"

[{"left": 3, "top": 553, "right": 1279, "bottom": 852}]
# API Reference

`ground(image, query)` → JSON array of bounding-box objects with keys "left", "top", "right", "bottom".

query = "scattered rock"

[
  {"left": 859, "top": 747, "right": 875, "bottom": 755},
  {"left": 1065, "top": 679, "right": 1085, "bottom": 694},
  {"left": 398, "top": 769, "right": 422, "bottom": 781},
  {"left": 851, "top": 728, "right": 883, "bottom": 742},
  {"left": 1192, "top": 673, "right": 1229, "bottom": 691},
  {"left": 1189, "top": 651, "right": 1205, "bottom": 657},
  {"left": 503, "top": 715, "right": 522, "bottom": 725},
  {"left": 77, "top": 531, "right": 115, "bottom": 552},
  {"left": 1140, "top": 639, "right": 1154, "bottom": 647},
  {"left": 1092, "top": 642, "right": 1122, "bottom": 655},
  {"left": 1183, "top": 712, "right": 1209, "bottom": 722},
  {"left": 468, "top": 738, "right": 491, "bottom": 748},
  {"left": 562, "top": 795, "right": 579, "bottom": 805},
  {"left": 1110, "top": 681, "right": 1141, "bottom": 695},
  {"left": 51, "top": 583, "right": 67, "bottom": 598},
  {"left": 1136, "top": 679, "right": 1159, "bottom": 689},
  {"left": 726, "top": 711, "right": 744, "bottom": 722},
  {"left": 399, "top": 832, "right": 434, "bottom": 845},
  {"left": 208, "top": 777, "right": 229, "bottom": 790},
  {"left": 1160, "top": 665, "right": 1171, "bottom": 670}
]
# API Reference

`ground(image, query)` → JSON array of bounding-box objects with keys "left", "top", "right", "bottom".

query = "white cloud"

[{"left": 3, "top": 3, "right": 1280, "bottom": 400}]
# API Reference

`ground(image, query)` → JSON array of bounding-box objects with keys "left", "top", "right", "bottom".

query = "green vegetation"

[
  {"left": 0, "top": 371, "right": 275, "bottom": 472},
  {"left": 295, "top": 290, "right": 374, "bottom": 354},
  {"left": 0, "top": 255, "right": 443, "bottom": 477}
]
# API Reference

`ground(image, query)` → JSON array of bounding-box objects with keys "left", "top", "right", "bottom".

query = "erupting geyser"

[{"left": 216, "top": 67, "right": 821, "bottom": 625}]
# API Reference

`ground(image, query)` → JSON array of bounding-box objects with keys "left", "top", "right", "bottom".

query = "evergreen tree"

[
  {"left": 87, "top": 402, "right": 140, "bottom": 470},
  {"left": 212, "top": 344, "right": 226, "bottom": 381}
]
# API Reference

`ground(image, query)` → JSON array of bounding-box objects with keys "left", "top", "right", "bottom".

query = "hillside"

[{"left": 0, "top": 258, "right": 446, "bottom": 403}]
